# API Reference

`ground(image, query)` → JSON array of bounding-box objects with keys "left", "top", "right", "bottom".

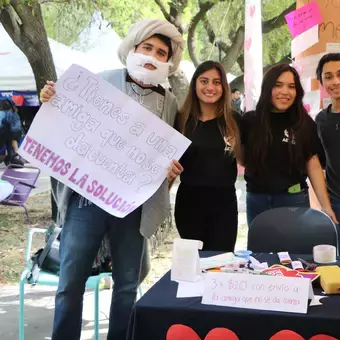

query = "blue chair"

[
  {"left": 19, "top": 228, "right": 144, "bottom": 340},
  {"left": 248, "top": 207, "right": 339, "bottom": 254}
]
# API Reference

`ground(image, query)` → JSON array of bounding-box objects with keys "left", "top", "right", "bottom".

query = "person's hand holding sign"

[
  {"left": 167, "top": 160, "right": 183, "bottom": 182},
  {"left": 40, "top": 81, "right": 56, "bottom": 103}
]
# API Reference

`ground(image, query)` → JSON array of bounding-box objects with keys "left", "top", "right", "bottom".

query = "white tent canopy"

[
  {"left": 0, "top": 25, "right": 93, "bottom": 91},
  {"left": 71, "top": 11, "right": 124, "bottom": 73}
]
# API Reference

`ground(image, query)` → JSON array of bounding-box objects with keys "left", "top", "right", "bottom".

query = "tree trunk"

[
  {"left": 1, "top": 2, "right": 59, "bottom": 221},
  {"left": 168, "top": 70, "right": 189, "bottom": 108},
  {"left": 0, "top": 2, "right": 57, "bottom": 95}
]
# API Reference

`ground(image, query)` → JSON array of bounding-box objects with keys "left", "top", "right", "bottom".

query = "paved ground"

[{"left": 0, "top": 167, "right": 247, "bottom": 340}]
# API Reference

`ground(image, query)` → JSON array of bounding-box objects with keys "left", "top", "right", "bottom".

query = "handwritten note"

[
  {"left": 285, "top": 1, "right": 323, "bottom": 38},
  {"left": 326, "top": 43, "right": 340, "bottom": 53},
  {"left": 291, "top": 25, "right": 319, "bottom": 58},
  {"left": 202, "top": 272, "right": 310, "bottom": 314},
  {"left": 19, "top": 65, "right": 191, "bottom": 218},
  {"left": 171, "top": 239, "right": 203, "bottom": 282}
]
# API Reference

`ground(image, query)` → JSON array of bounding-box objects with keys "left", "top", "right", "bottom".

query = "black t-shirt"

[
  {"left": 179, "top": 115, "right": 238, "bottom": 188},
  {"left": 241, "top": 111, "right": 322, "bottom": 194},
  {"left": 316, "top": 105, "right": 340, "bottom": 199}
]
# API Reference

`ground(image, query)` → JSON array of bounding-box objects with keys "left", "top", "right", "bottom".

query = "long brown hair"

[
  {"left": 246, "top": 63, "right": 315, "bottom": 175},
  {"left": 178, "top": 60, "right": 239, "bottom": 154}
]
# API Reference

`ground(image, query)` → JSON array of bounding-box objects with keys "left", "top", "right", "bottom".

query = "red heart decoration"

[{"left": 263, "top": 267, "right": 302, "bottom": 278}]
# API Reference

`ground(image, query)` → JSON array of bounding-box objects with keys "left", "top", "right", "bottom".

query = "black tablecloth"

[{"left": 127, "top": 252, "right": 340, "bottom": 340}]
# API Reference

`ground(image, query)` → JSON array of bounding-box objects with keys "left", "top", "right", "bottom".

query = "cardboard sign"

[
  {"left": 19, "top": 65, "right": 191, "bottom": 218},
  {"left": 285, "top": 1, "right": 323, "bottom": 38},
  {"left": 202, "top": 272, "right": 310, "bottom": 314}
]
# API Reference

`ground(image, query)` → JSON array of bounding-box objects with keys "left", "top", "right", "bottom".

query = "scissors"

[{"left": 297, "top": 258, "right": 317, "bottom": 271}]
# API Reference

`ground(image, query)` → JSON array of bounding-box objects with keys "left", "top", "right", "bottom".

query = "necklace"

[
  {"left": 128, "top": 83, "right": 164, "bottom": 116},
  {"left": 131, "top": 83, "right": 153, "bottom": 96}
]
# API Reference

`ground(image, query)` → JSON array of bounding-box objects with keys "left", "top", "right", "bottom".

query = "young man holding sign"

[{"left": 40, "top": 19, "right": 184, "bottom": 340}]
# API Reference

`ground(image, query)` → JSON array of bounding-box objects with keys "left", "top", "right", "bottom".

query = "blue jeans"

[
  {"left": 52, "top": 195, "right": 145, "bottom": 340},
  {"left": 330, "top": 194, "right": 340, "bottom": 248},
  {"left": 246, "top": 190, "right": 310, "bottom": 227},
  {"left": 330, "top": 194, "right": 340, "bottom": 224}
]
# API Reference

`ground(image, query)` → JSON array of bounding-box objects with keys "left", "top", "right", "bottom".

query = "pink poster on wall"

[{"left": 285, "top": 1, "right": 323, "bottom": 38}]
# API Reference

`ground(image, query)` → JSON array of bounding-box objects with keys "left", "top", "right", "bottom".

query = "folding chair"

[
  {"left": 248, "top": 207, "right": 339, "bottom": 254},
  {"left": 1, "top": 164, "right": 40, "bottom": 223}
]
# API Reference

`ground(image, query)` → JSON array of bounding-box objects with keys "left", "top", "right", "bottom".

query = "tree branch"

[
  {"left": 40, "top": 0, "right": 70, "bottom": 3},
  {"left": 220, "top": 25, "right": 244, "bottom": 72},
  {"left": 202, "top": 14, "right": 229, "bottom": 52},
  {"left": 263, "top": 2, "right": 295, "bottom": 34},
  {"left": 187, "top": 0, "right": 216, "bottom": 67},
  {"left": 230, "top": 53, "right": 291, "bottom": 91},
  {"left": 237, "top": 53, "right": 244, "bottom": 72},
  {"left": 0, "top": 5, "right": 21, "bottom": 42},
  {"left": 153, "top": 0, "right": 172, "bottom": 23},
  {"left": 201, "top": 1, "right": 294, "bottom": 72}
]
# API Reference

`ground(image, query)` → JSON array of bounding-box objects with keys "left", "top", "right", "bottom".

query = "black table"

[{"left": 127, "top": 252, "right": 340, "bottom": 340}]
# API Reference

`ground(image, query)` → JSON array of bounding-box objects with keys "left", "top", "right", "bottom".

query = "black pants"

[{"left": 175, "top": 183, "right": 238, "bottom": 252}]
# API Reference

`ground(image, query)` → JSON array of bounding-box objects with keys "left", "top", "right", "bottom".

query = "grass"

[
  {"left": 0, "top": 192, "right": 52, "bottom": 284},
  {"left": 0, "top": 188, "right": 248, "bottom": 286}
]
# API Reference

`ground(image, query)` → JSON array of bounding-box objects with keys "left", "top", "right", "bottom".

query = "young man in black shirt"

[{"left": 316, "top": 53, "right": 340, "bottom": 225}]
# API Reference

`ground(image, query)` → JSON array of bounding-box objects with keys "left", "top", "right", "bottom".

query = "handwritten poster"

[
  {"left": 202, "top": 272, "right": 310, "bottom": 314},
  {"left": 19, "top": 65, "right": 191, "bottom": 218},
  {"left": 285, "top": 1, "right": 323, "bottom": 38}
]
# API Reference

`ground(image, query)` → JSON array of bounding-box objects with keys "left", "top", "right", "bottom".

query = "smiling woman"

[
  {"left": 174, "top": 60, "right": 241, "bottom": 252},
  {"left": 241, "top": 64, "right": 338, "bottom": 228}
]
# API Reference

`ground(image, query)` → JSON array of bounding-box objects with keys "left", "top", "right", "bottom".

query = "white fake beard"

[{"left": 126, "top": 50, "right": 172, "bottom": 86}]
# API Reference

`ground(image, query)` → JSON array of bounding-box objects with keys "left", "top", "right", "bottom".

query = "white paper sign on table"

[
  {"left": 202, "top": 272, "right": 310, "bottom": 314},
  {"left": 171, "top": 238, "right": 203, "bottom": 282},
  {"left": 291, "top": 25, "right": 319, "bottom": 58},
  {"left": 19, "top": 65, "right": 191, "bottom": 218},
  {"left": 177, "top": 275, "right": 206, "bottom": 298}
]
